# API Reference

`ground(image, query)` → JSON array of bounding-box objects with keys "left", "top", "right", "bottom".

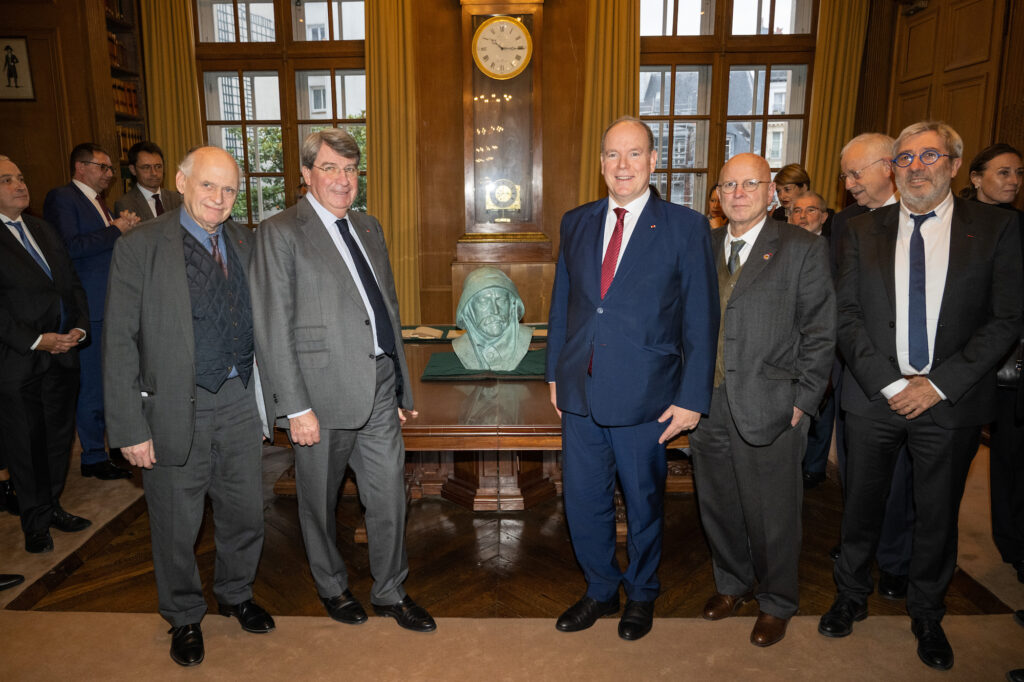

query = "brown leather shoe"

[
  {"left": 702, "top": 591, "right": 754, "bottom": 621},
  {"left": 750, "top": 611, "right": 789, "bottom": 647}
]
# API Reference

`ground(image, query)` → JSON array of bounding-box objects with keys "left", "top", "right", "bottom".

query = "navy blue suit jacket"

[
  {"left": 546, "top": 194, "right": 719, "bottom": 426},
  {"left": 43, "top": 183, "right": 122, "bottom": 322}
]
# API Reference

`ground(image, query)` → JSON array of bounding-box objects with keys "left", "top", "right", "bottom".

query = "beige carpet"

[{"left": 2, "top": 611, "right": 1022, "bottom": 680}]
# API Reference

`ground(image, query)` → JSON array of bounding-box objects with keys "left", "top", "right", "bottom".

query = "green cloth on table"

[{"left": 421, "top": 349, "right": 547, "bottom": 381}]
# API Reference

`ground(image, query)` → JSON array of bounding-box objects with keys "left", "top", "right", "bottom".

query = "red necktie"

[
  {"left": 153, "top": 192, "right": 165, "bottom": 216},
  {"left": 97, "top": 193, "right": 113, "bottom": 224},
  {"left": 210, "top": 233, "right": 228, "bottom": 278},
  {"left": 601, "top": 207, "right": 626, "bottom": 298}
]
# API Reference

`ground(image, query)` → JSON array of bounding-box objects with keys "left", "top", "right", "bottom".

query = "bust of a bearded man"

[{"left": 453, "top": 267, "right": 533, "bottom": 371}]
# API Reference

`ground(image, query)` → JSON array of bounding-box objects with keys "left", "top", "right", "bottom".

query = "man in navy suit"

[
  {"left": 0, "top": 155, "right": 92, "bottom": 553},
  {"left": 44, "top": 143, "right": 139, "bottom": 481},
  {"left": 546, "top": 116, "right": 718, "bottom": 641},
  {"left": 819, "top": 121, "right": 1023, "bottom": 672}
]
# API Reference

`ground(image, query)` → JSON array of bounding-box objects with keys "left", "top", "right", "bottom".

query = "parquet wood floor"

[{"left": 21, "top": 448, "right": 1010, "bottom": 618}]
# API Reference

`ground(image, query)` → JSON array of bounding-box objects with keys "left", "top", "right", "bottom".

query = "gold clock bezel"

[{"left": 471, "top": 16, "right": 533, "bottom": 81}]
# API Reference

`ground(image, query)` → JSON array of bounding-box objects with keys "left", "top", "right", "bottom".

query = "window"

[
  {"left": 639, "top": 0, "right": 816, "bottom": 212},
  {"left": 194, "top": 1, "right": 366, "bottom": 225}
]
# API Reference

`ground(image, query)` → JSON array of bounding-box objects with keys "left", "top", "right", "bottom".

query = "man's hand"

[
  {"left": 657, "top": 405, "right": 700, "bottom": 444},
  {"left": 112, "top": 210, "right": 140, "bottom": 233},
  {"left": 888, "top": 376, "right": 941, "bottom": 420},
  {"left": 289, "top": 410, "right": 321, "bottom": 446},
  {"left": 122, "top": 439, "right": 156, "bottom": 469},
  {"left": 36, "top": 331, "right": 83, "bottom": 354},
  {"left": 790, "top": 406, "right": 805, "bottom": 427},
  {"left": 548, "top": 382, "right": 561, "bottom": 418},
  {"left": 398, "top": 408, "right": 419, "bottom": 422}
]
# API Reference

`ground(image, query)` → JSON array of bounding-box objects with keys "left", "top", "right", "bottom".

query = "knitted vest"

[{"left": 713, "top": 255, "right": 744, "bottom": 388}]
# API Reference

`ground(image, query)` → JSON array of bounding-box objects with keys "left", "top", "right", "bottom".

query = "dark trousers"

[
  {"left": 0, "top": 362, "right": 78, "bottom": 534},
  {"left": 991, "top": 386, "right": 1024, "bottom": 564},
  {"left": 802, "top": 391, "right": 835, "bottom": 475},
  {"left": 561, "top": 409, "right": 667, "bottom": 603},
  {"left": 142, "top": 377, "right": 264, "bottom": 627},
  {"left": 75, "top": 319, "right": 107, "bottom": 465},
  {"left": 836, "top": 411, "right": 979, "bottom": 621},
  {"left": 294, "top": 356, "right": 409, "bottom": 605},
  {"left": 690, "top": 385, "right": 808, "bottom": 619}
]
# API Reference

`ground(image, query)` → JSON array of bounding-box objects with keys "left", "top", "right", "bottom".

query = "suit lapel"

[
  {"left": 157, "top": 213, "right": 195, "bottom": 360},
  {"left": 296, "top": 199, "right": 368, "bottom": 311},
  {"left": 1, "top": 220, "right": 52, "bottom": 280},
  {"left": 873, "top": 205, "right": 899, "bottom": 314},
  {"left": 936, "top": 198, "right": 973, "bottom": 326},
  {"left": 605, "top": 197, "right": 660, "bottom": 298},
  {"left": 730, "top": 218, "right": 781, "bottom": 301}
]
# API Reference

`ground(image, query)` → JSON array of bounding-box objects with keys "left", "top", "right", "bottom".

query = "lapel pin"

[
  {"left": 650, "top": 224, "right": 656, "bottom": 229},
  {"left": 763, "top": 252, "right": 772, "bottom": 261},
  {"left": 966, "top": 233, "right": 975, "bottom": 238}
]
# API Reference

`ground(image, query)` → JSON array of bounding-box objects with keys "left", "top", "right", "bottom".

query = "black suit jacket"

[
  {"left": 0, "top": 214, "right": 89, "bottom": 381},
  {"left": 837, "top": 197, "right": 1023, "bottom": 428}
]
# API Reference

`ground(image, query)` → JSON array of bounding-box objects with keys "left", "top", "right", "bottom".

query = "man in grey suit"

[
  {"left": 251, "top": 128, "right": 434, "bottom": 632},
  {"left": 689, "top": 152, "right": 835, "bottom": 647},
  {"left": 104, "top": 146, "right": 274, "bottom": 667},
  {"left": 113, "top": 141, "right": 182, "bottom": 221}
]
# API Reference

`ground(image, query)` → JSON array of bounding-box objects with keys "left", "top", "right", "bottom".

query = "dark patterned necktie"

[
  {"left": 153, "top": 192, "right": 164, "bottom": 216},
  {"left": 907, "top": 211, "right": 935, "bottom": 371},
  {"left": 209, "top": 233, "right": 228, "bottom": 278},
  {"left": 336, "top": 218, "right": 396, "bottom": 356}
]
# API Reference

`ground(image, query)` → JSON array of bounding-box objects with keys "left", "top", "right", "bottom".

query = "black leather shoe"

[
  {"left": 0, "top": 574, "right": 25, "bottom": 591},
  {"left": 218, "top": 599, "right": 275, "bottom": 633},
  {"left": 818, "top": 596, "right": 867, "bottom": 638},
  {"left": 169, "top": 623, "right": 204, "bottom": 667},
  {"left": 50, "top": 507, "right": 92, "bottom": 533},
  {"left": 878, "top": 570, "right": 908, "bottom": 599},
  {"left": 618, "top": 600, "right": 654, "bottom": 641},
  {"left": 803, "top": 471, "right": 826, "bottom": 489},
  {"left": 0, "top": 479, "right": 18, "bottom": 515},
  {"left": 1008, "top": 668, "right": 1024, "bottom": 682},
  {"left": 81, "top": 459, "right": 132, "bottom": 480},
  {"left": 25, "top": 530, "right": 53, "bottom": 553},
  {"left": 556, "top": 596, "right": 620, "bottom": 632},
  {"left": 911, "top": 618, "right": 953, "bottom": 671},
  {"left": 372, "top": 596, "right": 436, "bottom": 632},
  {"left": 829, "top": 544, "right": 841, "bottom": 562},
  {"left": 1013, "top": 560, "right": 1024, "bottom": 584},
  {"left": 321, "top": 589, "right": 368, "bottom": 625}
]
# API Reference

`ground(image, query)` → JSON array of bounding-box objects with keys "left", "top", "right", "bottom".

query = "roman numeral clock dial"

[{"left": 472, "top": 16, "right": 533, "bottom": 80}]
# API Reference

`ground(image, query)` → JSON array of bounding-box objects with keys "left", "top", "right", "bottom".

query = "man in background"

[{"left": 114, "top": 140, "right": 182, "bottom": 221}]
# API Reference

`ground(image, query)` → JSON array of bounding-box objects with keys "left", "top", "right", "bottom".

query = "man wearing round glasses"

[
  {"left": 821, "top": 121, "right": 1024, "bottom": 672},
  {"left": 115, "top": 141, "right": 182, "bottom": 221}
]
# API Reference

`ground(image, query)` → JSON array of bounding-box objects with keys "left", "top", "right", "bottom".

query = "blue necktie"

[
  {"left": 7, "top": 220, "right": 52, "bottom": 280},
  {"left": 908, "top": 211, "right": 935, "bottom": 371},
  {"left": 336, "top": 218, "right": 396, "bottom": 356}
]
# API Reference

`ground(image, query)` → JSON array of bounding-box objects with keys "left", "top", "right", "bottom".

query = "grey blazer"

[
  {"left": 102, "top": 207, "right": 254, "bottom": 465},
  {"left": 710, "top": 217, "right": 836, "bottom": 445},
  {"left": 113, "top": 185, "right": 182, "bottom": 222},
  {"left": 250, "top": 197, "right": 413, "bottom": 430}
]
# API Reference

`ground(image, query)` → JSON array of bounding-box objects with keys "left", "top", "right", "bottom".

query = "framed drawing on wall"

[{"left": 0, "top": 38, "right": 35, "bottom": 101}]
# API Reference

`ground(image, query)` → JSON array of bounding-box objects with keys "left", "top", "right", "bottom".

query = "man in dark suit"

[
  {"left": 689, "top": 152, "right": 835, "bottom": 648},
  {"left": 251, "top": 128, "right": 434, "bottom": 633},
  {"left": 103, "top": 147, "right": 274, "bottom": 667},
  {"left": 819, "top": 121, "right": 1023, "bottom": 672},
  {"left": 44, "top": 142, "right": 139, "bottom": 481},
  {"left": 113, "top": 141, "right": 182, "bottom": 221},
  {"left": 0, "top": 155, "right": 92, "bottom": 553},
  {"left": 546, "top": 116, "right": 718, "bottom": 641}
]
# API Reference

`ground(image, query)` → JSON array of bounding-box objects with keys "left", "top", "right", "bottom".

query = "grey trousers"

[
  {"left": 142, "top": 377, "right": 265, "bottom": 627},
  {"left": 294, "top": 355, "right": 409, "bottom": 605}
]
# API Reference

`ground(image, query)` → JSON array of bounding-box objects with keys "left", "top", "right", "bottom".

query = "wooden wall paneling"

[
  {"left": 994, "top": 1, "right": 1024, "bottom": 209},
  {"left": 938, "top": 73, "right": 991, "bottom": 163},
  {"left": 852, "top": 0, "right": 898, "bottom": 138},
  {"left": 890, "top": 84, "right": 932, "bottom": 136},
  {"left": 944, "top": 0, "right": 998, "bottom": 71},
  {"left": 896, "top": 11, "right": 938, "bottom": 83}
]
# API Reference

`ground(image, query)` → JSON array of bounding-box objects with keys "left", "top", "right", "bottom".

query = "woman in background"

[
  {"left": 771, "top": 163, "right": 810, "bottom": 221},
  {"left": 707, "top": 184, "right": 726, "bottom": 230}
]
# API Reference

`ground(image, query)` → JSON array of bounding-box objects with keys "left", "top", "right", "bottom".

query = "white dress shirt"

[
  {"left": 141, "top": 187, "right": 161, "bottom": 217},
  {"left": 880, "top": 191, "right": 954, "bottom": 400},
  {"left": 72, "top": 179, "right": 111, "bottom": 226},
  {"left": 724, "top": 215, "right": 768, "bottom": 268},
  {"left": 603, "top": 189, "right": 650, "bottom": 275}
]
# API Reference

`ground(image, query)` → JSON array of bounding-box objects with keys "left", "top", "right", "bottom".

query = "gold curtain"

[
  {"left": 805, "top": 0, "right": 870, "bottom": 209},
  {"left": 366, "top": 0, "right": 421, "bottom": 324},
  {"left": 577, "top": 1, "right": 640, "bottom": 204},
  {"left": 138, "top": 0, "right": 203, "bottom": 181}
]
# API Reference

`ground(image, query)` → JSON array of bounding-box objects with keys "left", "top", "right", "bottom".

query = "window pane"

[
  {"left": 341, "top": 123, "right": 367, "bottom": 168},
  {"left": 298, "top": 123, "right": 332, "bottom": 151},
  {"left": 732, "top": 0, "right": 770, "bottom": 35},
  {"left": 640, "top": 0, "right": 674, "bottom": 36},
  {"left": 249, "top": 176, "right": 286, "bottom": 223},
  {"left": 292, "top": 2, "right": 329, "bottom": 41},
  {"left": 651, "top": 172, "right": 668, "bottom": 200},
  {"left": 204, "top": 72, "right": 242, "bottom": 121},
  {"left": 640, "top": 67, "right": 671, "bottom": 116},
  {"left": 768, "top": 65, "right": 807, "bottom": 115},
  {"left": 335, "top": 71, "right": 366, "bottom": 119},
  {"left": 296, "top": 70, "right": 333, "bottom": 119},
  {"left": 766, "top": 119, "right": 803, "bottom": 166},
  {"left": 671, "top": 172, "right": 707, "bottom": 211},
  {"left": 676, "top": 0, "right": 715, "bottom": 36},
  {"left": 197, "top": 1, "right": 236, "bottom": 43},
  {"left": 247, "top": 125, "right": 283, "bottom": 173},
  {"left": 206, "top": 125, "right": 246, "bottom": 166},
  {"left": 724, "top": 120, "right": 763, "bottom": 159},
  {"left": 673, "top": 65, "right": 711, "bottom": 115},
  {"left": 672, "top": 121, "right": 708, "bottom": 168},
  {"left": 338, "top": 0, "right": 365, "bottom": 40},
  {"left": 238, "top": 1, "right": 276, "bottom": 42},
  {"left": 646, "top": 120, "right": 670, "bottom": 164},
  {"left": 773, "top": 0, "right": 813, "bottom": 34},
  {"left": 242, "top": 72, "right": 280, "bottom": 120},
  {"left": 727, "top": 66, "right": 766, "bottom": 116}
]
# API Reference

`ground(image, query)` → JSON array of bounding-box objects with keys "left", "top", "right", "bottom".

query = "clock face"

[{"left": 472, "top": 16, "right": 533, "bottom": 81}]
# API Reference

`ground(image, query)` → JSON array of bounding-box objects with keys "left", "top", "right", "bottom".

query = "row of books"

[
  {"left": 116, "top": 125, "right": 145, "bottom": 163},
  {"left": 112, "top": 78, "right": 141, "bottom": 117},
  {"left": 103, "top": 0, "right": 130, "bottom": 23},
  {"left": 107, "top": 32, "right": 132, "bottom": 71}
]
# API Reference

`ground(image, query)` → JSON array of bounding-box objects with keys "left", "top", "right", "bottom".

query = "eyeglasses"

[
  {"left": 892, "top": 150, "right": 952, "bottom": 168},
  {"left": 719, "top": 179, "right": 770, "bottom": 194},
  {"left": 83, "top": 161, "right": 115, "bottom": 173},
  {"left": 838, "top": 158, "right": 887, "bottom": 182},
  {"left": 311, "top": 164, "right": 359, "bottom": 178},
  {"left": 789, "top": 206, "right": 823, "bottom": 216},
  {"left": 135, "top": 164, "right": 163, "bottom": 172}
]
